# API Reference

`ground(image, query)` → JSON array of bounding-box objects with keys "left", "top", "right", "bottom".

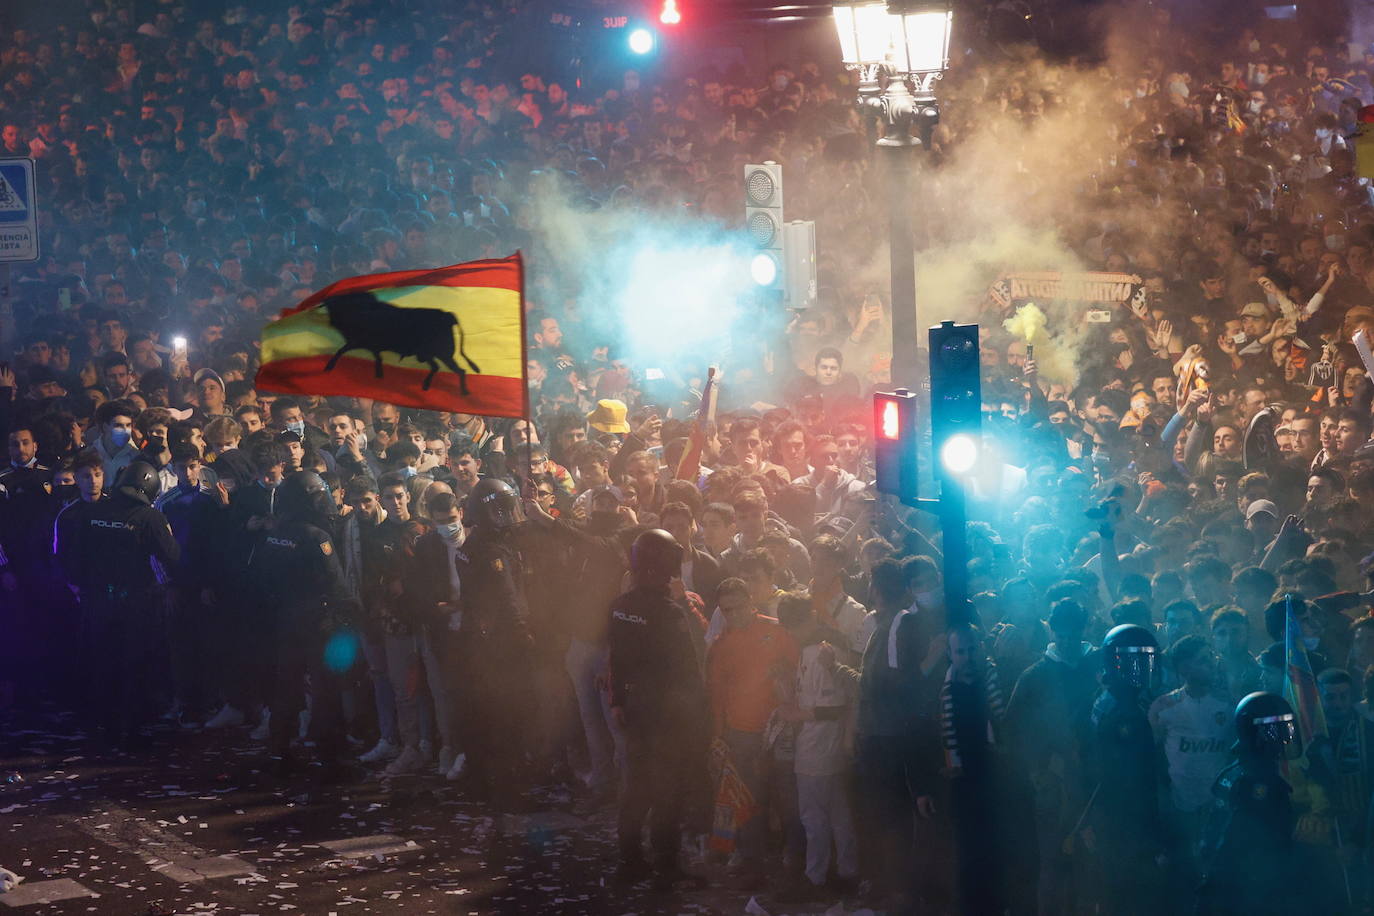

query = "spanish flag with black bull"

[{"left": 255, "top": 254, "right": 527, "bottom": 418}]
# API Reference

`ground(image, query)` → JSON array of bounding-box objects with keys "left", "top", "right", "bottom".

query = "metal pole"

[
  {"left": 939, "top": 476, "right": 970, "bottom": 625},
  {"left": 877, "top": 79, "right": 921, "bottom": 390}
]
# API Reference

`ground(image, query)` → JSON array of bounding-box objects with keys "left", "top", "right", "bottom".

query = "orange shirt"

[{"left": 707, "top": 614, "right": 800, "bottom": 734}]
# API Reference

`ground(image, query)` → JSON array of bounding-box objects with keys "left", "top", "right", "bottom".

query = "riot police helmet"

[
  {"left": 1102, "top": 623, "right": 1160, "bottom": 689},
  {"left": 1235, "top": 691, "right": 1302, "bottom": 761},
  {"left": 631, "top": 528, "right": 684, "bottom": 587},
  {"left": 277, "top": 470, "right": 336, "bottom": 525},
  {"left": 116, "top": 460, "right": 161, "bottom": 505},
  {"left": 465, "top": 477, "right": 523, "bottom": 529}
]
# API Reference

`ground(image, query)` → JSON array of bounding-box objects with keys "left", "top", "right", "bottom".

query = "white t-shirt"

[{"left": 1148, "top": 687, "right": 1234, "bottom": 812}]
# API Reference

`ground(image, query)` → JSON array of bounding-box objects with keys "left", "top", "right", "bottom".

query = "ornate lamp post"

[{"left": 831, "top": 0, "right": 952, "bottom": 388}]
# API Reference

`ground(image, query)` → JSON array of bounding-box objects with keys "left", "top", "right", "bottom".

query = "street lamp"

[{"left": 831, "top": 0, "right": 952, "bottom": 388}]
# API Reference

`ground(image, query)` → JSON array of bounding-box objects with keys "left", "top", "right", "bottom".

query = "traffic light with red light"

[{"left": 873, "top": 388, "right": 919, "bottom": 503}]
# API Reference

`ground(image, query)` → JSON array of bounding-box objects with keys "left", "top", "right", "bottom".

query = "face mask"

[
  {"left": 1304, "top": 635, "right": 1320, "bottom": 651},
  {"left": 1326, "top": 234, "right": 1346, "bottom": 252},
  {"left": 437, "top": 521, "right": 462, "bottom": 540},
  {"left": 624, "top": 78, "right": 639, "bottom": 92},
  {"left": 260, "top": 478, "right": 281, "bottom": 490},
  {"left": 773, "top": 75, "right": 789, "bottom": 91},
  {"left": 400, "top": 465, "right": 417, "bottom": 478},
  {"left": 54, "top": 483, "right": 77, "bottom": 502},
  {"left": 1253, "top": 71, "right": 1269, "bottom": 86},
  {"left": 1169, "top": 81, "right": 1189, "bottom": 97},
  {"left": 1317, "top": 128, "right": 1334, "bottom": 140},
  {"left": 1265, "top": 290, "right": 1279, "bottom": 306},
  {"left": 1136, "top": 88, "right": 1147, "bottom": 98},
  {"left": 286, "top": 420, "right": 305, "bottom": 437},
  {"left": 109, "top": 428, "right": 131, "bottom": 449},
  {"left": 913, "top": 589, "right": 939, "bottom": 607},
  {"left": 1248, "top": 100, "right": 1264, "bottom": 114}
]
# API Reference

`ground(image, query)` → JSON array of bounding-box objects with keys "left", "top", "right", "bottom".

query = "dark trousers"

[
  {"left": 167, "top": 585, "right": 211, "bottom": 715},
  {"left": 461, "top": 629, "right": 535, "bottom": 806},
  {"left": 78, "top": 589, "right": 165, "bottom": 739},
  {"left": 619, "top": 717, "right": 701, "bottom": 869},
  {"left": 268, "top": 625, "right": 347, "bottom": 759},
  {"left": 857, "top": 733, "right": 919, "bottom": 901}
]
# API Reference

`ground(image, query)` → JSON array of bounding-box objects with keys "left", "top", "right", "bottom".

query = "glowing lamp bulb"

[
  {"left": 660, "top": 0, "right": 682, "bottom": 24},
  {"left": 940, "top": 433, "right": 979, "bottom": 475},
  {"left": 628, "top": 28, "right": 655, "bottom": 54},
  {"left": 750, "top": 252, "right": 778, "bottom": 286},
  {"left": 879, "top": 400, "right": 900, "bottom": 440}
]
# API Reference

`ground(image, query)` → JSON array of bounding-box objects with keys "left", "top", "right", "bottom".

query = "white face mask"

[
  {"left": 1249, "top": 100, "right": 1264, "bottom": 114},
  {"left": 437, "top": 521, "right": 463, "bottom": 540},
  {"left": 913, "top": 589, "right": 940, "bottom": 607},
  {"left": 1316, "top": 128, "right": 1334, "bottom": 140},
  {"left": 1253, "top": 71, "right": 1269, "bottom": 86}
]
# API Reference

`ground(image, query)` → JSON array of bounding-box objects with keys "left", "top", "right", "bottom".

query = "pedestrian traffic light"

[
  {"left": 928, "top": 320, "right": 981, "bottom": 477},
  {"left": 745, "top": 162, "right": 784, "bottom": 292},
  {"left": 873, "top": 388, "right": 919, "bottom": 502}
]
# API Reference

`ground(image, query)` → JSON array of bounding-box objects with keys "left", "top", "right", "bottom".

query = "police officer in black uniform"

[
  {"left": 454, "top": 478, "right": 537, "bottom": 810},
  {"left": 56, "top": 460, "right": 179, "bottom": 746},
  {"left": 1196, "top": 692, "right": 1300, "bottom": 915},
  {"left": 1089, "top": 623, "right": 1164, "bottom": 914},
  {"left": 247, "top": 470, "right": 356, "bottom": 775},
  {"left": 608, "top": 528, "right": 708, "bottom": 890}
]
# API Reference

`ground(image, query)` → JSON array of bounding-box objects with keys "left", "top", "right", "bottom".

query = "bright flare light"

[
  {"left": 750, "top": 252, "right": 778, "bottom": 286},
  {"left": 940, "top": 433, "right": 979, "bottom": 475},
  {"left": 628, "top": 28, "right": 655, "bottom": 54},
  {"left": 660, "top": 0, "right": 682, "bottom": 25}
]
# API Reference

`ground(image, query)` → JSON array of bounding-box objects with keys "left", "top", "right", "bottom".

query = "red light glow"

[
  {"left": 660, "top": 0, "right": 682, "bottom": 25},
  {"left": 878, "top": 399, "right": 899, "bottom": 440}
]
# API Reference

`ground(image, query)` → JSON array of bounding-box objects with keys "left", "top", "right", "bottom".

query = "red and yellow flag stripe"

[{"left": 255, "top": 254, "right": 527, "bottom": 418}]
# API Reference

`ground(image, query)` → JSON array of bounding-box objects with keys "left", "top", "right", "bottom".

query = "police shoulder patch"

[
  {"left": 321, "top": 540, "right": 334, "bottom": 556},
  {"left": 492, "top": 558, "right": 504, "bottom": 572}
]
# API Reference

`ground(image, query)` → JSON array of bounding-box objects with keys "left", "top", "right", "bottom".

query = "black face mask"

[
  {"left": 54, "top": 483, "right": 78, "bottom": 503},
  {"left": 589, "top": 509, "right": 620, "bottom": 532}
]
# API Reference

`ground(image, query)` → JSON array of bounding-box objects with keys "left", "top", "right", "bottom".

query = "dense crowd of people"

[{"left": 5, "top": 0, "right": 1374, "bottom": 912}]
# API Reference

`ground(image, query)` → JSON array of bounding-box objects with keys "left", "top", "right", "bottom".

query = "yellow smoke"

[{"left": 1003, "top": 302, "right": 1077, "bottom": 384}]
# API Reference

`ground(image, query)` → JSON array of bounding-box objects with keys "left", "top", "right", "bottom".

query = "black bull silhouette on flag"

[{"left": 321, "top": 291, "right": 481, "bottom": 393}]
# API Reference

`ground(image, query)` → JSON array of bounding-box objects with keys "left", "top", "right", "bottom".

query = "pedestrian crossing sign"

[{"left": 0, "top": 158, "right": 38, "bottom": 262}]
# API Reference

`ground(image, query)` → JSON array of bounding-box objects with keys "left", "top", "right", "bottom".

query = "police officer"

[
  {"left": 454, "top": 478, "right": 537, "bottom": 809},
  {"left": 0, "top": 426, "right": 57, "bottom": 698},
  {"left": 247, "top": 470, "right": 356, "bottom": 775},
  {"left": 1196, "top": 692, "right": 1300, "bottom": 915},
  {"left": 1089, "top": 623, "right": 1164, "bottom": 914},
  {"left": 608, "top": 528, "right": 708, "bottom": 890},
  {"left": 55, "top": 460, "right": 179, "bottom": 746}
]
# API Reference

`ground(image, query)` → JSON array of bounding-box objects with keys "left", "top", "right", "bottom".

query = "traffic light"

[
  {"left": 745, "top": 162, "right": 784, "bottom": 292},
  {"left": 873, "top": 388, "right": 919, "bottom": 503},
  {"left": 928, "top": 320, "right": 982, "bottom": 477}
]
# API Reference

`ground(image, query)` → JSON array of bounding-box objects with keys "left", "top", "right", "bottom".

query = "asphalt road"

[{"left": 0, "top": 707, "right": 862, "bottom": 916}]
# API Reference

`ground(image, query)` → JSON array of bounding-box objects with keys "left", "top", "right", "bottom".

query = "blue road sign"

[{"left": 0, "top": 158, "right": 38, "bottom": 262}]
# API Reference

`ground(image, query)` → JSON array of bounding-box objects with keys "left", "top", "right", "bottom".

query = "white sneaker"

[
  {"left": 203, "top": 703, "right": 245, "bottom": 729},
  {"left": 249, "top": 709, "right": 271, "bottom": 742},
  {"left": 384, "top": 745, "right": 425, "bottom": 776},
  {"left": 358, "top": 738, "right": 399, "bottom": 764},
  {"left": 445, "top": 752, "right": 467, "bottom": 782},
  {"left": 436, "top": 745, "right": 456, "bottom": 776}
]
